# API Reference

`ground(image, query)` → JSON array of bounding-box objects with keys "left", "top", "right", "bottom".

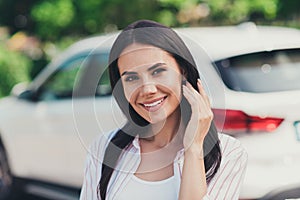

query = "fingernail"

[
  {"left": 197, "top": 79, "right": 202, "bottom": 85},
  {"left": 182, "top": 85, "right": 187, "bottom": 93}
]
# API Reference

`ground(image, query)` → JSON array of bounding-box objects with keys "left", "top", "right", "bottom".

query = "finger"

[
  {"left": 183, "top": 81, "right": 212, "bottom": 114},
  {"left": 186, "top": 81, "right": 202, "bottom": 98},
  {"left": 182, "top": 85, "right": 198, "bottom": 105},
  {"left": 185, "top": 80, "right": 195, "bottom": 91},
  {"left": 183, "top": 83, "right": 207, "bottom": 108},
  {"left": 197, "top": 79, "right": 206, "bottom": 96},
  {"left": 186, "top": 80, "right": 208, "bottom": 103},
  {"left": 185, "top": 80, "right": 210, "bottom": 110},
  {"left": 197, "top": 79, "right": 211, "bottom": 107},
  {"left": 183, "top": 85, "right": 207, "bottom": 114}
]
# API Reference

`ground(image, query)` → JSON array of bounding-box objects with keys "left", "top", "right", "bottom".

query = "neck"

[{"left": 143, "top": 107, "right": 184, "bottom": 148}]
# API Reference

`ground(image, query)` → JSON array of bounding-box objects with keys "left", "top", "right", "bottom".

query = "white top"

[
  {"left": 80, "top": 129, "right": 247, "bottom": 200},
  {"left": 117, "top": 166, "right": 180, "bottom": 200}
]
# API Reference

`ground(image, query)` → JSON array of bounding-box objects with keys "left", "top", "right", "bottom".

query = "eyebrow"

[{"left": 121, "top": 63, "right": 166, "bottom": 76}]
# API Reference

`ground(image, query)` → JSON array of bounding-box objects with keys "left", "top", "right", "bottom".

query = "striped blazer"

[{"left": 80, "top": 129, "right": 247, "bottom": 200}]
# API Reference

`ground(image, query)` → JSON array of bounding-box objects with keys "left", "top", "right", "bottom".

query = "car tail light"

[{"left": 212, "top": 109, "right": 284, "bottom": 134}]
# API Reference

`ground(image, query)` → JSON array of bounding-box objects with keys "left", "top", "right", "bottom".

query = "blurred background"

[
  {"left": 0, "top": 0, "right": 299, "bottom": 99},
  {"left": 1, "top": 1, "right": 300, "bottom": 200}
]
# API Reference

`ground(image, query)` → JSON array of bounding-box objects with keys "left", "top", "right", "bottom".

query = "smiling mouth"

[{"left": 140, "top": 96, "right": 167, "bottom": 112}]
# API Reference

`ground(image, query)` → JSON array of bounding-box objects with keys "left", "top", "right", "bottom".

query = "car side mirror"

[
  {"left": 11, "top": 82, "right": 38, "bottom": 101},
  {"left": 11, "top": 82, "right": 29, "bottom": 97},
  {"left": 18, "top": 90, "right": 35, "bottom": 100}
]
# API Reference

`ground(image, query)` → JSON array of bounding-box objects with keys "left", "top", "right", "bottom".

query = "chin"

[{"left": 146, "top": 114, "right": 168, "bottom": 125}]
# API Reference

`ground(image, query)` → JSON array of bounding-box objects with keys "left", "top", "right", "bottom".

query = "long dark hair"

[{"left": 98, "top": 20, "right": 221, "bottom": 199}]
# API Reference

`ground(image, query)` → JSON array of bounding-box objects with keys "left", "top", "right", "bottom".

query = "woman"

[{"left": 80, "top": 20, "right": 247, "bottom": 200}]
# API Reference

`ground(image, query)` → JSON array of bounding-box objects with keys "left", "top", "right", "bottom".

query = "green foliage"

[
  {"left": 29, "top": 0, "right": 161, "bottom": 40},
  {"left": 0, "top": 0, "right": 299, "bottom": 41},
  {"left": 157, "top": 10, "right": 177, "bottom": 27},
  {"left": 158, "top": 0, "right": 185, "bottom": 7},
  {"left": 31, "top": 0, "right": 75, "bottom": 40},
  {"left": 0, "top": 45, "right": 31, "bottom": 97},
  {"left": 249, "top": 0, "right": 278, "bottom": 19},
  {"left": 156, "top": 0, "right": 279, "bottom": 26},
  {"left": 80, "top": 0, "right": 159, "bottom": 31},
  {"left": 207, "top": 0, "right": 278, "bottom": 24},
  {"left": 277, "top": 0, "right": 300, "bottom": 19},
  {"left": 25, "top": 0, "right": 297, "bottom": 40},
  {"left": 75, "top": 0, "right": 104, "bottom": 33}
]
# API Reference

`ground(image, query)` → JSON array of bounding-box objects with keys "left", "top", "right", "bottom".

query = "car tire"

[{"left": 0, "top": 145, "right": 12, "bottom": 200}]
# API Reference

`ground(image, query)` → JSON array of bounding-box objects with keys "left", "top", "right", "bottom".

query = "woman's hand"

[
  {"left": 178, "top": 79, "right": 212, "bottom": 199},
  {"left": 182, "top": 79, "right": 213, "bottom": 152}
]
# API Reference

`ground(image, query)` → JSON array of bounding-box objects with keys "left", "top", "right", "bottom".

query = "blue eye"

[
  {"left": 152, "top": 68, "right": 166, "bottom": 75},
  {"left": 125, "top": 75, "right": 139, "bottom": 82}
]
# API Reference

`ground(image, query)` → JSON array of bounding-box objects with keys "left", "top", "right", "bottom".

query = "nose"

[{"left": 140, "top": 82, "right": 157, "bottom": 97}]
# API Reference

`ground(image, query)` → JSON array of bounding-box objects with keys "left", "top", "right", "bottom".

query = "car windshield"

[{"left": 215, "top": 48, "right": 300, "bottom": 93}]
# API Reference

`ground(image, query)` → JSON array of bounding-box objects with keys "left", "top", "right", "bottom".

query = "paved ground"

[
  {"left": 10, "top": 194, "right": 49, "bottom": 200},
  {"left": 9, "top": 178, "right": 79, "bottom": 200}
]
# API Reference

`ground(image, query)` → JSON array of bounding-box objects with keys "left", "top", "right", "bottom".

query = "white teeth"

[{"left": 143, "top": 98, "right": 164, "bottom": 107}]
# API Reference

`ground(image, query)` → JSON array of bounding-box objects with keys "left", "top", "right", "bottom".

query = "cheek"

[
  {"left": 170, "top": 83, "right": 182, "bottom": 102},
  {"left": 158, "top": 74, "right": 182, "bottom": 98},
  {"left": 123, "top": 83, "right": 139, "bottom": 103}
]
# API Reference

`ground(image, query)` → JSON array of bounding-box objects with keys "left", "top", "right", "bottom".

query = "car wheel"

[{"left": 0, "top": 145, "right": 12, "bottom": 200}]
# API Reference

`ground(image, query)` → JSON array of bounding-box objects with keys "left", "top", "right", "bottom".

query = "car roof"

[
  {"left": 176, "top": 23, "right": 300, "bottom": 61},
  {"left": 59, "top": 22, "right": 300, "bottom": 63}
]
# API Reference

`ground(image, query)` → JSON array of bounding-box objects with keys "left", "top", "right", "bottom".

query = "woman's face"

[{"left": 117, "top": 43, "right": 183, "bottom": 124}]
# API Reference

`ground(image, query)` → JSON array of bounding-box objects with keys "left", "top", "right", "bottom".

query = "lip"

[
  {"left": 139, "top": 96, "right": 167, "bottom": 112},
  {"left": 141, "top": 96, "right": 166, "bottom": 104}
]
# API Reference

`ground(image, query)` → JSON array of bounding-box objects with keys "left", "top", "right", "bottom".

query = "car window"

[
  {"left": 215, "top": 48, "right": 300, "bottom": 93},
  {"left": 38, "top": 53, "right": 111, "bottom": 101}
]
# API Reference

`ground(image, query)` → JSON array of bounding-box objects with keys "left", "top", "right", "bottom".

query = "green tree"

[
  {"left": 2, "top": 0, "right": 299, "bottom": 41},
  {"left": 29, "top": 0, "right": 160, "bottom": 40},
  {"left": 276, "top": 0, "right": 300, "bottom": 28},
  {"left": 31, "top": 0, "right": 75, "bottom": 40},
  {"left": 0, "top": 45, "right": 31, "bottom": 97},
  {"left": 208, "top": 0, "right": 278, "bottom": 24},
  {"left": 157, "top": 0, "right": 279, "bottom": 25}
]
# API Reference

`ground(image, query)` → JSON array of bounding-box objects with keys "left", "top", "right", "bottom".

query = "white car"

[{"left": 0, "top": 23, "right": 300, "bottom": 200}]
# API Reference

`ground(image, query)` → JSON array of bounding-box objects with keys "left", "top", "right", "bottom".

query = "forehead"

[{"left": 118, "top": 43, "right": 180, "bottom": 73}]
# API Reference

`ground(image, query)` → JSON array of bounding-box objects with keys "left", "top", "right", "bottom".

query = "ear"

[
  {"left": 180, "top": 68, "right": 187, "bottom": 78},
  {"left": 181, "top": 73, "right": 187, "bottom": 86}
]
